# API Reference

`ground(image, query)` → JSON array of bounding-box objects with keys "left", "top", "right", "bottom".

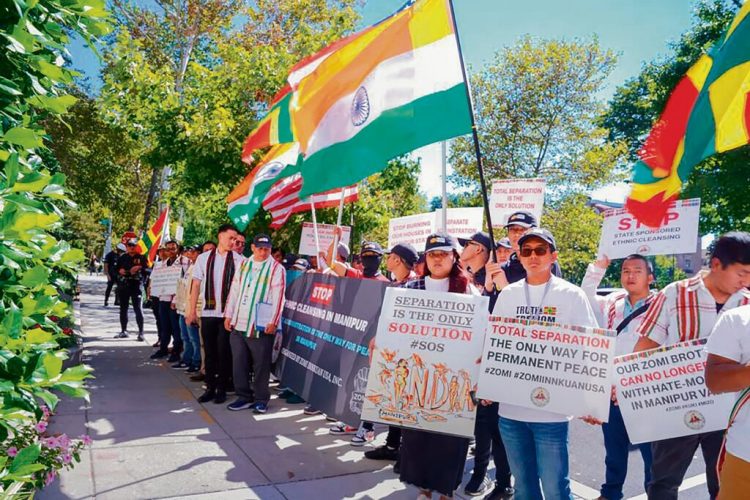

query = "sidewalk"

[{"left": 40, "top": 275, "right": 495, "bottom": 500}]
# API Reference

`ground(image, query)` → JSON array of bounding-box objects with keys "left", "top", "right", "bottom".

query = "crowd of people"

[{"left": 101, "top": 210, "right": 750, "bottom": 500}]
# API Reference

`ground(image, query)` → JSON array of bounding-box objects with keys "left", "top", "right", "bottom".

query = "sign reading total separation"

[
  {"left": 477, "top": 317, "right": 615, "bottom": 421},
  {"left": 489, "top": 178, "right": 545, "bottom": 227},
  {"left": 597, "top": 198, "right": 700, "bottom": 259},
  {"left": 614, "top": 338, "right": 735, "bottom": 444}
]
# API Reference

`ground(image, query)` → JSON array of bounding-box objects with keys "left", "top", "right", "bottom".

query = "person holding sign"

[
  {"left": 581, "top": 254, "right": 656, "bottom": 500},
  {"left": 223, "top": 234, "right": 286, "bottom": 415},
  {"left": 398, "top": 232, "right": 478, "bottom": 500},
  {"left": 705, "top": 304, "right": 750, "bottom": 499},
  {"left": 634, "top": 232, "right": 750, "bottom": 500},
  {"left": 490, "top": 228, "right": 598, "bottom": 500}
]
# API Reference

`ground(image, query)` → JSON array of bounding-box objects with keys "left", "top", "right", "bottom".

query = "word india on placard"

[
  {"left": 284, "top": 299, "right": 368, "bottom": 333},
  {"left": 617, "top": 348, "right": 709, "bottom": 412}
]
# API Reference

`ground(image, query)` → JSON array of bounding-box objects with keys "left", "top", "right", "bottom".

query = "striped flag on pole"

[{"left": 262, "top": 174, "right": 358, "bottom": 228}]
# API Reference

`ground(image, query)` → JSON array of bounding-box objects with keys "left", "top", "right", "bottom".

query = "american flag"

[{"left": 262, "top": 173, "right": 358, "bottom": 228}]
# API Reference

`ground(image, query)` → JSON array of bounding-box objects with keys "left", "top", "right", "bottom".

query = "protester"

[
  {"left": 173, "top": 245, "right": 201, "bottom": 371},
  {"left": 272, "top": 247, "right": 285, "bottom": 264},
  {"left": 634, "top": 231, "right": 750, "bottom": 500},
  {"left": 115, "top": 238, "right": 147, "bottom": 340},
  {"left": 495, "top": 238, "right": 512, "bottom": 264},
  {"left": 581, "top": 254, "right": 656, "bottom": 500},
  {"left": 705, "top": 304, "right": 750, "bottom": 499},
  {"left": 456, "top": 231, "right": 514, "bottom": 499},
  {"left": 224, "top": 234, "right": 286, "bottom": 414},
  {"left": 152, "top": 241, "right": 189, "bottom": 361},
  {"left": 320, "top": 241, "right": 350, "bottom": 275},
  {"left": 103, "top": 243, "right": 124, "bottom": 306},
  {"left": 398, "top": 232, "right": 477, "bottom": 499},
  {"left": 292, "top": 258, "right": 309, "bottom": 271},
  {"left": 186, "top": 224, "right": 244, "bottom": 404},
  {"left": 490, "top": 228, "right": 597, "bottom": 499},
  {"left": 147, "top": 247, "right": 168, "bottom": 349},
  {"left": 234, "top": 233, "right": 247, "bottom": 257}
]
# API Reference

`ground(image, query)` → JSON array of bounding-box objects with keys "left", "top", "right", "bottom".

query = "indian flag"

[
  {"left": 290, "top": 0, "right": 472, "bottom": 198},
  {"left": 227, "top": 143, "right": 300, "bottom": 230}
]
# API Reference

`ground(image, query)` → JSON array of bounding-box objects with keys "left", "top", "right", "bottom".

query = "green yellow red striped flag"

[
  {"left": 627, "top": 3, "right": 750, "bottom": 227},
  {"left": 137, "top": 207, "right": 169, "bottom": 264}
]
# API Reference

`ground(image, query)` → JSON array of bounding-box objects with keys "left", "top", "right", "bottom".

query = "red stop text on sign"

[
  {"left": 618, "top": 211, "right": 679, "bottom": 231},
  {"left": 310, "top": 284, "right": 335, "bottom": 306}
]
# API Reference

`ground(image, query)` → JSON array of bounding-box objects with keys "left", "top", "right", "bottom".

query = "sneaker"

[
  {"left": 273, "top": 385, "right": 288, "bottom": 392},
  {"left": 278, "top": 389, "right": 295, "bottom": 399},
  {"left": 286, "top": 394, "right": 305, "bottom": 404},
  {"left": 136, "top": 333, "right": 145, "bottom": 342},
  {"left": 253, "top": 402, "right": 268, "bottom": 414},
  {"left": 171, "top": 362, "right": 189, "bottom": 369},
  {"left": 325, "top": 415, "right": 338, "bottom": 422},
  {"left": 197, "top": 390, "right": 215, "bottom": 403},
  {"left": 227, "top": 399, "right": 254, "bottom": 411},
  {"left": 464, "top": 475, "right": 492, "bottom": 497},
  {"left": 350, "top": 425, "right": 375, "bottom": 446},
  {"left": 150, "top": 350, "right": 168, "bottom": 359},
  {"left": 167, "top": 353, "right": 181, "bottom": 363},
  {"left": 364, "top": 445, "right": 399, "bottom": 461},
  {"left": 213, "top": 391, "right": 227, "bottom": 404},
  {"left": 329, "top": 423, "right": 358, "bottom": 435},
  {"left": 486, "top": 485, "right": 515, "bottom": 500},
  {"left": 114, "top": 331, "right": 129, "bottom": 339},
  {"left": 186, "top": 365, "right": 200, "bottom": 373},
  {"left": 303, "top": 405, "right": 321, "bottom": 415}
]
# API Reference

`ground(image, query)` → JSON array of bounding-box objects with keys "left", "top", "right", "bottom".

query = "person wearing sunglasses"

[
  {"left": 115, "top": 238, "right": 148, "bottom": 340},
  {"left": 489, "top": 228, "right": 597, "bottom": 500}
]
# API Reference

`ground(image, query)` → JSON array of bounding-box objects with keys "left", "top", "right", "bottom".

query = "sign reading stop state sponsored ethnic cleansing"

[
  {"left": 614, "top": 338, "right": 735, "bottom": 444},
  {"left": 597, "top": 198, "right": 700, "bottom": 259},
  {"left": 149, "top": 264, "right": 183, "bottom": 297},
  {"left": 489, "top": 178, "right": 545, "bottom": 227},
  {"left": 298, "top": 223, "right": 352, "bottom": 257},
  {"left": 360, "top": 288, "right": 489, "bottom": 438},
  {"left": 278, "top": 274, "right": 387, "bottom": 426},
  {"left": 388, "top": 208, "right": 485, "bottom": 251},
  {"left": 476, "top": 318, "right": 615, "bottom": 421}
]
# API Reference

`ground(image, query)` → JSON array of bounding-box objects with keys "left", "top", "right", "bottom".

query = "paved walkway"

[{"left": 40, "top": 276, "right": 485, "bottom": 500}]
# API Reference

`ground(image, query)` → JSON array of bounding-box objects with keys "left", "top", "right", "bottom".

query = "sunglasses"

[
  {"left": 127, "top": 243, "right": 137, "bottom": 247},
  {"left": 519, "top": 246, "right": 550, "bottom": 257}
]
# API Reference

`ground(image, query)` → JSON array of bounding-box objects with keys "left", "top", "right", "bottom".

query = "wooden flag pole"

[
  {"left": 310, "top": 195, "right": 322, "bottom": 269},
  {"left": 447, "top": 0, "right": 497, "bottom": 262}
]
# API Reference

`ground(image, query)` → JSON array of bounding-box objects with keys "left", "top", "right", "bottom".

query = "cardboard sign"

[
  {"left": 597, "top": 198, "right": 700, "bottom": 259},
  {"left": 476, "top": 317, "right": 616, "bottom": 421},
  {"left": 614, "top": 339, "right": 735, "bottom": 444},
  {"left": 298, "top": 223, "right": 351, "bottom": 257},
  {"left": 360, "top": 288, "right": 489, "bottom": 437},
  {"left": 388, "top": 208, "right": 485, "bottom": 251},
  {"left": 489, "top": 178, "right": 545, "bottom": 227},
  {"left": 150, "top": 264, "right": 183, "bottom": 297}
]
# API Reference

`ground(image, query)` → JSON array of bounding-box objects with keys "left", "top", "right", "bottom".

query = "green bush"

[{"left": 1, "top": 0, "right": 110, "bottom": 495}]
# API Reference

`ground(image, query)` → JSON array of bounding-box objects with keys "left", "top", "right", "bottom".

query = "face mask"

[{"left": 362, "top": 255, "right": 382, "bottom": 277}]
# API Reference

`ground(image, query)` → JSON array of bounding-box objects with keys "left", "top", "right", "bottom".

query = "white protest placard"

[
  {"left": 389, "top": 208, "right": 485, "bottom": 251},
  {"left": 150, "top": 264, "right": 183, "bottom": 297},
  {"left": 614, "top": 338, "right": 735, "bottom": 444},
  {"left": 489, "top": 178, "right": 546, "bottom": 227},
  {"left": 361, "top": 287, "right": 489, "bottom": 437},
  {"left": 476, "top": 318, "right": 615, "bottom": 421},
  {"left": 388, "top": 213, "right": 435, "bottom": 251},
  {"left": 597, "top": 198, "right": 700, "bottom": 259},
  {"left": 298, "top": 223, "right": 351, "bottom": 257},
  {"left": 443, "top": 207, "right": 485, "bottom": 240}
]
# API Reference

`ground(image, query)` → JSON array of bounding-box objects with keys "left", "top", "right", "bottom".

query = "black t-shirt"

[
  {"left": 104, "top": 251, "right": 119, "bottom": 277},
  {"left": 116, "top": 253, "right": 148, "bottom": 283}
]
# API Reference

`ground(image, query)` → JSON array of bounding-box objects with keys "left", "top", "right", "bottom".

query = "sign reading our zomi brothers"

[
  {"left": 298, "top": 223, "right": 352, "bottom": 257},
  {"left": 476, "top": 317, "right": 615, "bottom": 421},
  {"left": 597, "top": 198, "right": 700, "bottom": 259},
  {"left": 614, "top": 338, "right": 735, "bottom": 444},
  {"left": 149, "top": 264, "right": 183, "bottom": 297},
  {"left": 489, "top": 178, "right": 545, "bottom": 227},
  {"left": 360, "top": 288, "right": 489, "bottom": 438}
]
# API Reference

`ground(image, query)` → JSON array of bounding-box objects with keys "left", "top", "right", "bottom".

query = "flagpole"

[
  {"left": 447, "top": 0, "right": 497, "bottom": 262},
  {"left": 331, "top": 188, "right": 346, "bottom": 266},
  {"left": 310, "top": 195, "right": 322, "bottom": 269},
  {"left": 441, "top": 141, "right": 448, "bottom": 231}
]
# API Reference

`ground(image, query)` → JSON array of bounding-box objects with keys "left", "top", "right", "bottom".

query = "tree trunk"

[{"left": 143, "top": 166, "right": 162, "bottom": 230}]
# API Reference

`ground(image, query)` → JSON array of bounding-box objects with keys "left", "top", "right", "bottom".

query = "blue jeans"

[
  {"left": 499, "top": 416, "right": 572, "bottom": 500},
  {"left": 179, "top": 314, "right": 201, "bottom": 368},
  {"left": 601, "top": 401, "right": 652, "bottom": 500},
  {"left": 158, "top": 301, "right": 182, "bottom": 353}
]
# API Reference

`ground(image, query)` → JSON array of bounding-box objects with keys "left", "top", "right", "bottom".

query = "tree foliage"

[{"left": 601, "top": 0, "right": 745, "bottom": 234}]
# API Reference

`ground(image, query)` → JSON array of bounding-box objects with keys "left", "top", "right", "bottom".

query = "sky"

[{"left": 69, "top": 0, "right": 701, "bottom": 202}]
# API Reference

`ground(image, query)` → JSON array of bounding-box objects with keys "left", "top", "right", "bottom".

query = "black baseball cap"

[
  {"left": 387, "top": 243, "right": 419, "bottom": 267},
  {"left": 360, "top": 241, "right": 384, "bottom": 256},
  {"left": 518, "top": 228, "right": 556, "bottom": 251},
  {"left": 458, "top": 231, "right": 493, "bottom": 251},
  {"left": 253, "top": 234, "right": 272, "bottom": 248},
  {"left": 424, "top": 232, "right": 457, "bottom": 253},
  {"left": 496, "top": 237, "right": 512, "bottom": 249},
  {"left": 505, "top": 211, "right": 537, "bottom": 229}
]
